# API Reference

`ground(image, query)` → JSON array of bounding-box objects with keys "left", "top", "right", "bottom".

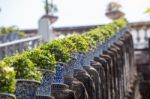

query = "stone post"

[{"left": 38, "top": 17, "right": 55, "bottom": 43}]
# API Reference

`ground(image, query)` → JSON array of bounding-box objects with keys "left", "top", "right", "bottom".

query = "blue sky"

[{"left": 0, "top": 0, "right": 150, "bottom": 29}]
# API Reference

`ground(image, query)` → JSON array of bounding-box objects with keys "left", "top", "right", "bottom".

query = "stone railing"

[
  {"left": 0, "top": 36, "right": 41, "bottom": 60},
  {"left": 2, "top": 28, "right": 139, "bottom": 99},
  {"left": 129, "top": 21, "right": 150, "bottom": 49}
]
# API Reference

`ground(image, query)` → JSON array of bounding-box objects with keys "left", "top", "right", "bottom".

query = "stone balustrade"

[
  {"left": 0, "top": 27, "right": 139, "bottom": 99},
  {"left": 35, "top": 28, "right": 138, "bottom": 99},
  {"left": 0, "top": 36, "right": 41, "bottom": 60}
]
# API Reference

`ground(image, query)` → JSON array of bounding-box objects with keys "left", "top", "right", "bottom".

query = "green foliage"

[
  {"left": 145, "top": 8, "right": 150, "bottom": 13},
  {"left": 4, "top": 55, "right": 42, "bottom": 81},
  {"left": 40, "top": 40, "right": 70, "bottom": 63},
  {"left": 67, "top": 34, "right": 90, "bottom": 52},
  {"left": 83, "top": 28, "right": 105, "bottom": 45},
  {"left": 0, "top": 18, "right": 127, "bottom": 85},
  {"left": 44, "top": 0, "right": 58, "bottom": 15},
  {"left": 0, "top": 61, "right": 16, "bottom": 93},
  {"left": 0, "top": 26, "right": 26, "bottom": 37},
  {"left": 58, "top": 38, "right": 77, "bottom": 53},
  {"left": 81, "top": 34, "right": 96, "bottom": 48},
  {"left": 23, "top": 49, "right": 56, "bottom": 71},
  {"left": 113, "top": 17, "right": 128, "bottom": 29}
]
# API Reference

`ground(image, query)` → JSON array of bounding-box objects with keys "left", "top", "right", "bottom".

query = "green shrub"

[
  {"left": 0, "top": 26, "right": 26, "bottom": 37},
  {"left": 0, "top": 18, "right": 127, "bottom": 79},
  {"left": 4, "top": 55, "right": 42, "bottom": 81},
  {"left": 0, "top": 61, "right": 16, "bottom": 93},
  {"left": 40, "top": 40, "right": 70, "bottom": 63},
  {"left": 67, "top": 34, "right": 90, "bottom": 52},
  {"left": 82, "top": 29, "right": 104, "bottom": 45},
  {"left": 23, "top": 49, "right": 56, "bottom": 71},
  {"left": 57, "top": 38, "right": 77, "bottom": 53}
]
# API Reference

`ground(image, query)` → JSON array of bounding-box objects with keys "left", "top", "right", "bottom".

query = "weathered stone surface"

[
  {"left": 74, "top": 69, "right": 96, "bottom": 99},
  {"left": 114, "top": 40, "right": 126, "bottom": 98},
  {"left": 109, "top": 47, "right": 122, "bottom": 99},
  {"left": 64, "top": 77, "right": 88, "bottom": 99},
  {"left": 94, "top": 57, "right": 111, "bottom": 99},
  {"left": 51, "top": 84, "right": 77, "bottom": 99},
  {"left": 100, "top": 54, "right": 115, "bottom": 99},
  {"left": 90, "top": 61, "right": 105, "bottom": 99},
  {"left": 83, "top": 66, "right": 101, "bottom": 99},
  {"left": 104, "top": 49, "right": 119, "bottom": 99}
]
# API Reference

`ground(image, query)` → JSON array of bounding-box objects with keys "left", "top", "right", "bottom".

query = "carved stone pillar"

[
  {"left": 51, "top": 84, "right": 77, "bottom": 99},
  {"left": 90, "top": 61, "right": 105, "bottom": 99},
  {"left": 100, "top": 54, "right": 115, "bottom": 99},
  {"left": 94, "top": 57, "right": 111, "bottom": 99},
  {"left": 83, "top": 66, "right": 101, "bottom": 99},
  {"left": 114, "top": 39, "right": 126, "bottom": 98},
  {"left": 64, "top": 77, "right": 88, "bottom": 99},
  {"left": 74, "top": 69, "right": 96, "bottom": 99}
]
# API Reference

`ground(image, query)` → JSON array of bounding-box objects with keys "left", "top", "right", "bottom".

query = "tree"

[
  {"left": 105, "top": 2, "right": 124, "bottom": 20},
  {"left": 44, "top": 0, "right": 58, "bottom": 15},
  {"left": 106, "top": 2, "right": 121, "bottom": 12},
  {"left": 145, "top": 8, "right": 150, "bottom": 13}
]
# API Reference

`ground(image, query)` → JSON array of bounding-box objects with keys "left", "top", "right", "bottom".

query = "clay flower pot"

[
  {"left": 15, "top": 79, "right": 41, "bottom": 99},
  {"left": 0, "top": 93, "right": 16, "bottom": 99}
]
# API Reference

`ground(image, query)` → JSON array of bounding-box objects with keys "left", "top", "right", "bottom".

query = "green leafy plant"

[
  {"left": 145, "top": 8, "right": 150, "bottom": 13},
  {"left": 58, "top": 38, "right": 77, "bottom": 53},
  {"left": 40, "top": 40, "right": 70, "bottom": 63},
  {"left": 0, "top": 18, "right": 127, "bottom": 79},
  {"left": 44, "top": 0, "right": 58, "bottom": 15},
  {"left": 83, "top": 29, "right": 104, "bottom": 45},
  {"left": 0, "top": 26, "right": 26, "bottom": 37},
  {"left": 81, "top": 34, "right": 96, "bottom": 48},
  {"left": 4, "top": 55, "right": 42, "bottom": 81},
  {"left": 67, "top": 34, "right": 90, "bottom": 52},
  {"left": 0, "top": 61, "right": 16, "bottom": 93},
  {"left": 23, "top": 49, "right": 56, "bottom": 71}
]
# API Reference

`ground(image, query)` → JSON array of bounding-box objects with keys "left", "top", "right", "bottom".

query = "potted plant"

[
  {"left": 0, "top": 61, "right": 16, "bottom": 99},
  {"left": 41, "top": 0, "right": 58, "bottom": 24},
  {"left": 40, "top": 40, "right": 70, "bottom": 63},
  {"left": 23, "top": 49, "right": 56, "bottom": 97},
  {"left": 56, "top": 38, "right": 77, "bottom": 77},
  {"left": 4, "top": 55, "right": 42, "bottom": 99},
  {"left": 105, "top": 2, "right": 124, "bottom": 20}
]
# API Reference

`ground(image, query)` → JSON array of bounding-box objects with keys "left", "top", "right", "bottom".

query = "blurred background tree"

[
  {"left": 44, "top": 0, "right": 58, "bottom": 15},
  {"left": 105, "top": 2, "right": 125, "bottom": 20},
  {"left": 145, "top": 8, "right": 150, "bottom": 13}
]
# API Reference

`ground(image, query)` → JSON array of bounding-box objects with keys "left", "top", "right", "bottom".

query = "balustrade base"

[
  {"left": 74, "top": 69, "right": 96, "bottom": 99},
  {"left": 51, "top": 83, "right": 77, "bottom": 99},
  {"left": 83, "top": 66, "right": 101, "bottom": 99},
  {"left": 64, "top": 76, "right": 88, "bottom": 99}
]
